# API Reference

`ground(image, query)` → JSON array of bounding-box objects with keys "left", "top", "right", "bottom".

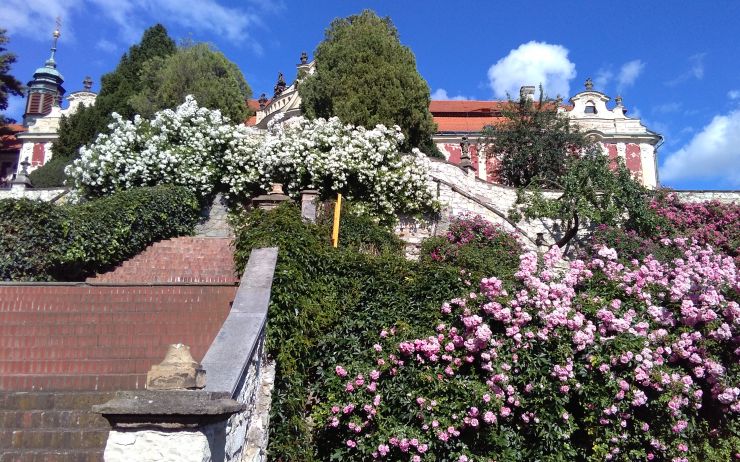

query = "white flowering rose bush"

[
  {"left": 223, "top": 116, "right": 437, "bottom": 218},
  {"left": 66, "top": 96, "right": 242, "bottom": 199}
]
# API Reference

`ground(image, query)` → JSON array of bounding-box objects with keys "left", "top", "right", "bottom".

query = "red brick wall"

[{"left": 0, "top": 285, "right": 237, "bottom": 392}]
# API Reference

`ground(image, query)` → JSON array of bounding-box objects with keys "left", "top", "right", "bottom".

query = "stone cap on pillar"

[
  {"left": 93, "top": 390, "right": 245, "bottom": 429},
  {"left": 252, "top": 183, "right": 292, "bottom": 210}
]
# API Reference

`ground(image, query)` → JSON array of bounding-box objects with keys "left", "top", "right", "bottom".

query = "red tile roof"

[
  {"left": 430, "top": 100, "right": 508, "bottom": 132},
  {"left": 0, "top": 124, "right": 26, "bottom": 153},
  {"left": 429, "top": 100, "right": 507, "bottom": 114}
]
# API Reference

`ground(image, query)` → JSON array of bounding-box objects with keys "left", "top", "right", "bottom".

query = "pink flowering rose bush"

[
  {"left": 651, "top": 193, "right": 740, "bottom": 261},
  {"left": 316, "top": 240, "right": 739, "bottom": 461},
  {"left": 420, "top": 214, "right": 522, "bottom": 282}
]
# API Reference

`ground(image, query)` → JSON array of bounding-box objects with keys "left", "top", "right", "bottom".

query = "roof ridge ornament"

[{"left": 584, "top": 77, "right": 593, "bottom": 91}]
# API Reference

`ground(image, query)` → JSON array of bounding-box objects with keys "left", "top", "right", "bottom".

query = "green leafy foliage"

[
  {"left": 0, "top": 28, "right": 24, "bottom": 124},
  {"left": 316, "top": 202, "right": 406, "bottom": 255},
  {"left": 231, "top": 206, "right": 522, "bottom": 460},
  {"left": 482, "top": 92, "right": 588, "bottom": 188},
  {"left": 27, "top": 155, "right": 70, "bottom": 188},
  {"left": 0, "top": 199, "right": 67, "bottom": 281},
  {"left": 510, "top": 152, "right": 662, "bottom": 248},
  {"left": 420, "top": 213, "right": 523, "bottom": 283},
  {"left": 0, "top": 185, "right": 198, "bottom": 281},
  {"left": 32, "top": 24, "right": 177, "bottom": 186},
  {"left": 95, "top": 24, "right": 177, "bottom": 122},
  {"left": 299, "top": 10, "right": 437, "bottom": 152},
  {"left": 129, "top": 42, "right": 252, "bottom": 122}
]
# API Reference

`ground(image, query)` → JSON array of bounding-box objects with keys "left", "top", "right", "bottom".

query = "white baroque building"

[{"left": 250, "top": 60, "right": 662, "bottom": 188}]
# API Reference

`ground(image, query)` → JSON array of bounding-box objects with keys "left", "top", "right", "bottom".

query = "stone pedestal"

[
  {"left": 94, "top": 390, "right": 244, "bottom": 462},
  {"left": 252, "top": 183, "right": 292, "bottom": 211},
  {"left": 146, "top": 344, "right": 206, "bottom": 391}
]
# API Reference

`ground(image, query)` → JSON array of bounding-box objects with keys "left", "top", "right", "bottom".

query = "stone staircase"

[
  {"left": 0, "top": 391, "right": 114, "bottom": 462},
  {"left": 0, "top": 234, "right": 240, "bottom": 460},
  {"left": 86, "top": 236, "right": 238, "bottom": 284}
]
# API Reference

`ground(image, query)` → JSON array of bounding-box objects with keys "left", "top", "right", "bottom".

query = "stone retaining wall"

[
  {"left": 674, "top": 190, "right": 740, "bottom": 204},
  {"left": 0, "top": 186, "right": 68, "bottom": 202},
  {"left": 397, "top": 160, "right": 585, "bottom": 258}
]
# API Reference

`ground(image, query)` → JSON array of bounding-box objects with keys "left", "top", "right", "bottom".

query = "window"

[{"left": 585, "top": 101, "right": 597, "bottom": 114}]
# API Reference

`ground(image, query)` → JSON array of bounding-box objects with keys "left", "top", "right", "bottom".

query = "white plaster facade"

[
  {"left": 564, "top": 87, "right": 661, "bottom": 188},
  {"left": 16, "top": 90, "right": 97, "bottom": 174},
  {"left": 254, "top": 61, "right": 315, "bottom": 129}
]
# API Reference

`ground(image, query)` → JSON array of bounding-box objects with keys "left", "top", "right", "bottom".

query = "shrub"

[
  {"left": 66, "top": 96, "right": 239, "bottom": 200},
  {"left": 59, "top": 185, "right": 199, "bottom": 279},
  {"left": 0, "top": 185, "right": 199, "bottom": 281},
  {"left": 28, "top": 154, "right": 71, "bottom": 188},
  {"left": 420, "top": 214, "right": 522, "bottom": 282},
  {"left": 586, "top": 224, "right": 682, "bottom": 264},
  {"left": 0, "top": 199, "right": 67, "bottom": 281},
  {"left": 316, "top": 202, "right": 405, "bottom": 255},
  {"left": 232, "top": 204, "right": 468, "bottom": 460},
  {"left": 651, "top": 192, "right": 740, "bottom": 259},
  {"left": 318, "top": 242, "right": 739, "bottom": 461}
]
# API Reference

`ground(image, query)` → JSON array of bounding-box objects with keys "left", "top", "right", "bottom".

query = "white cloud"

[
  {"left": 1, "top": 0, "right": 85, "bottom": 41},
  {"left": 617, "top": 59, "right": 645, "bottom": 91},
  {"left": 594, "top": 67, "right": 613, "bottom": 91},
  {"left": 487, "top": 41, "right": 576, "bottom": 99},
  {"left": 728, "top": 90, "right": 740, "bottom": 100},
  {"left": 666, "top": 53, "right": 706, "bottom": 86},
  {"left": 1, "top": 0, "right": 268, "bottom": 52},
  {"left": 661, "top": 109, "right": 740, "bottom": 186},
  {"left": 431, "top": 88, "right": 470, "bottom": 101}
]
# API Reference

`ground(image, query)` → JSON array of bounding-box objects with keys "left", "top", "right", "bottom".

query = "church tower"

[{"left": 23, "top": 24, "right": 65, "bottom": 125}]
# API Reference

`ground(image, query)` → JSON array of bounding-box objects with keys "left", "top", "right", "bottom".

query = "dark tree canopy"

[
  {"left": 129, "top": 42, "right": 252, "bottom": 122},
  {"left": 0, "top": 29, "right": 24, "bottom": 125},
  {"left": 299, "top": 10, "right": 437, "bottom": 152},
  {"left": 485, "top": 90, "right": 658, "bottom": 247},
  {"left": 483, "top": 92, "right": 589, "bottom": 188},
  {"left": 95, "top": 24, "right": 177, "bottom": 122}
]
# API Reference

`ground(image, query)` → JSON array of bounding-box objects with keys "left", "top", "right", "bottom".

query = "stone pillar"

[
  {"left": 95, "top": 344, "right": 242, "bottom": 462},
  {"left": 300, "top": 189, "right": 319, "bottom": 223}
]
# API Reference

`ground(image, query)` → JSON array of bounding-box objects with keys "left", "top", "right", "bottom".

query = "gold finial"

[{"left": 53, "top": 16, "right": 61, "bottom": 39}]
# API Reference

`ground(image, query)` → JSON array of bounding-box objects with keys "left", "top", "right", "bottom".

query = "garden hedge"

[{"left": 0, "top": 185, "right": 200, "bottom": 281}]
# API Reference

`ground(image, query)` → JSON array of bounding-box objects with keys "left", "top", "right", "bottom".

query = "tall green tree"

[
  {"left": 299, "top": 10, "right": 437, "bottom": 153},
  {"left": 509, "top": 153, "right": 658, "bottom": 248},
  {"left": 483, "top": 91, "right": 589, "bottom": 188},
  {"left": 129, "top": 42, "right": 251, "bottom": 122},
  {"left": 94, "top": 24, "right": 177, "bottom": 122},
  {"left": 484, "top": 90, "right": 658, "bottom": 247},
  {"left": 31, "top": 24, "right": 176, "bottom": 186},
  {"left": 0, "top": 29, "right": 24, "bottom": 125}
]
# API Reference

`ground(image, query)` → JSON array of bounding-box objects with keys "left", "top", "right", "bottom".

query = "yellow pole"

[{"left": 332, "top": 194, "right": 342, "bottom": 248}]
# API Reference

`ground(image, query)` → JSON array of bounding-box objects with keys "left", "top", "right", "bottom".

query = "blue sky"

[{"left": 3, "top": 0, "right": 739, "bottom": 190}]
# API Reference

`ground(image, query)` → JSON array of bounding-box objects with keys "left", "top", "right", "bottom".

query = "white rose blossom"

[{"left": 67, "top": 97, "right": 436, "bottom": 218}]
